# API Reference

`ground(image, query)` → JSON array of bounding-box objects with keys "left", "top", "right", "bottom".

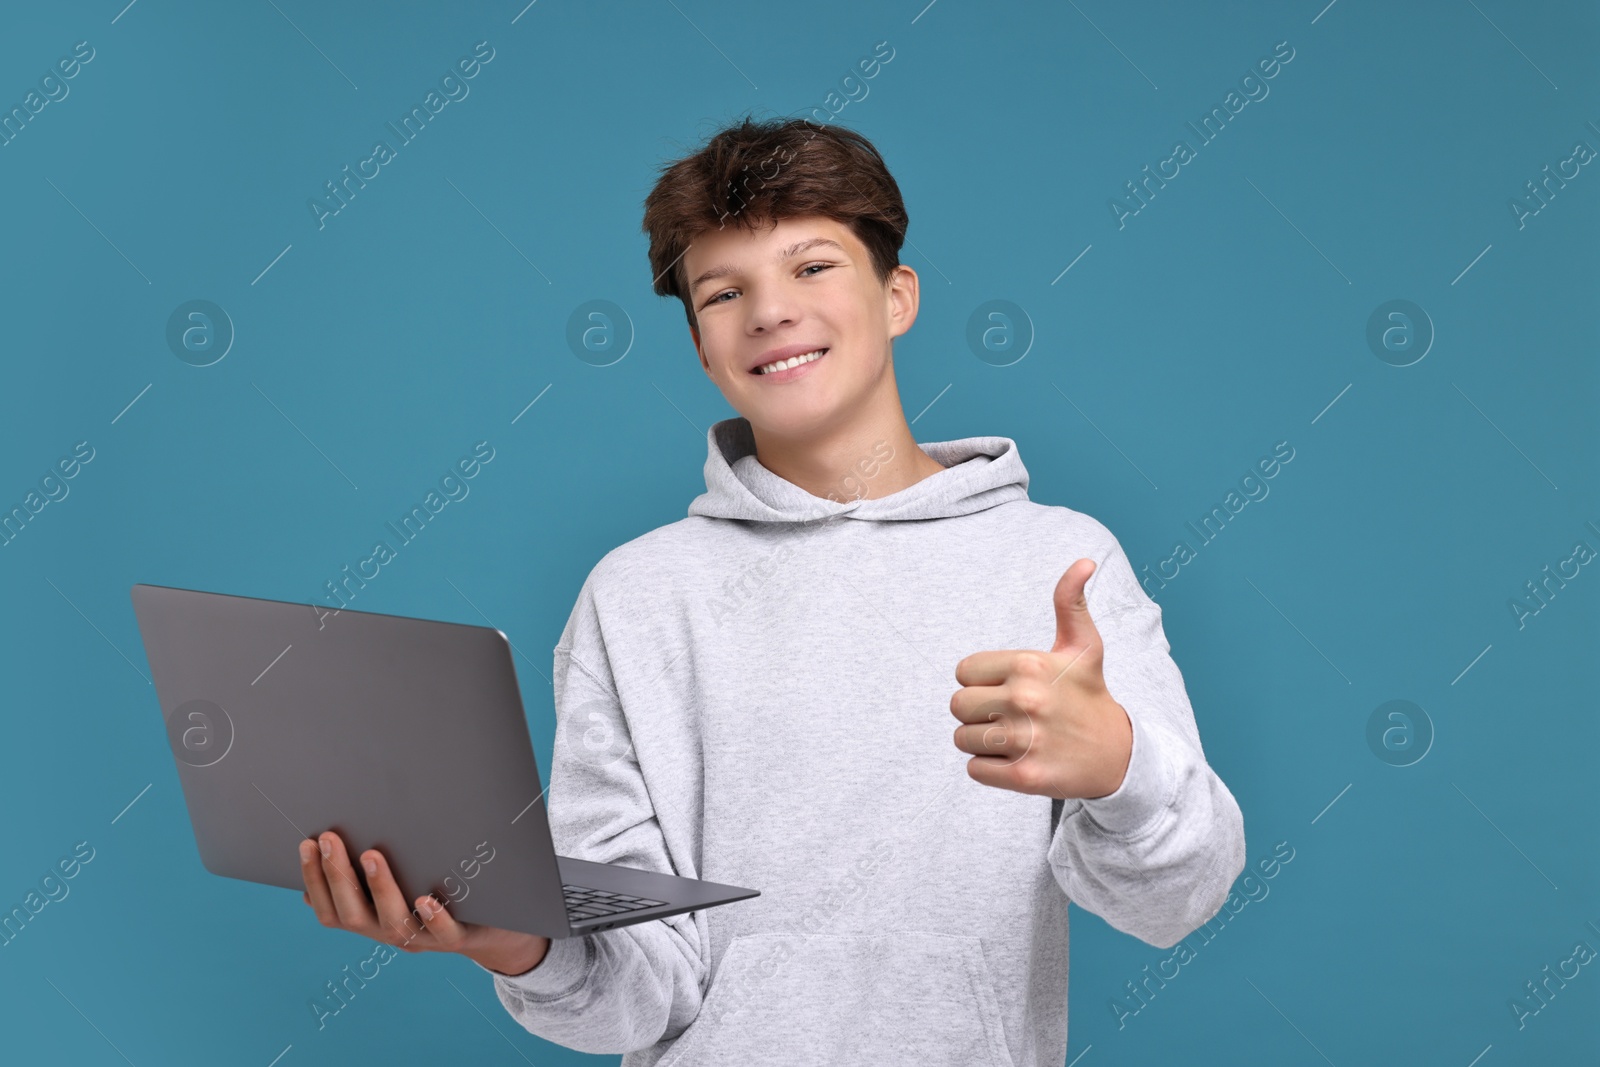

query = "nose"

[{"left": 744, "top": 282, "right": 803, "bottom": 335}]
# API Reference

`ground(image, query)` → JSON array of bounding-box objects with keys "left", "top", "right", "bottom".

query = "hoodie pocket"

[{"left": 657, "top": 931, "right": 1016, "bottom": 1067}]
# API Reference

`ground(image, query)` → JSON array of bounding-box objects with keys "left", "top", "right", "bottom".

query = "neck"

[{"left": 745, "top": 369, "right": 947, "bottom": 505}]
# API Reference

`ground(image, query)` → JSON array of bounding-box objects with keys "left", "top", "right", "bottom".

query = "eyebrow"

[{"left": 688, "top": 237, "right": 846, "bottom": 295}]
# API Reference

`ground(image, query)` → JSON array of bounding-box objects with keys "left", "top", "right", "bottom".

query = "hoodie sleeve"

[
  {"left": 472, "top": 583, "right": 710, "bottom": 1054},
  {"left": 1045, "top": 527, "right": 1246, "bottom": 950}
]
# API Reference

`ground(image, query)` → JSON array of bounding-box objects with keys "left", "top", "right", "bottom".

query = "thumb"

[{"left": 1051, "top": 558, "right": 1099, "bottom": 654}]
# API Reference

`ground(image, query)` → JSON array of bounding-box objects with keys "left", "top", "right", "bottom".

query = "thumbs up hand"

[{"left": 951, "top": 559, "right": 1134, "bottom": 800}]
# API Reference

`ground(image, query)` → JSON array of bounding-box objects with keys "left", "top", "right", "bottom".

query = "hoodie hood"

[{"left": 686, "top": 416, "right": 1030, "bottom": 524}]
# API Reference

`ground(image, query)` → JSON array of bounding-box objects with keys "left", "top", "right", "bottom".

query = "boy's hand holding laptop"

[{"left": 297, "top": 830, "right": 550, "bottom": 978}]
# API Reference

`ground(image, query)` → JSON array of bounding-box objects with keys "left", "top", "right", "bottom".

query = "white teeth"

[{"left": 756, "top": 349, "right": 826, "bottom": 374}]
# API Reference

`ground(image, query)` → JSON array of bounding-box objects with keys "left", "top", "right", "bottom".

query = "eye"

[{"left": 703, "top": 264, "right": 832, "bottom": 307}]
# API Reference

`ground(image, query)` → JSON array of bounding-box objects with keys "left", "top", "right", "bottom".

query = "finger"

[
  {"left": 319, "top": 832, "right": 378, "bottom": 931},
  {"left": 361, "top": 849, "right": 429, "bottom": 950},
  {"left": 1050, "top": 559, "right": 1102, "bottom": 655},
  {"left": 953, "top": 714, "right": 1034, "bottom": 763},
  {"left": 966, "top": 752, "right": 1062, "bottom": 799},
  {"left": 949, "top": 681, "right": 1014, "bottom": 725},
  {"left": 414, "top": 894, "right": 469, "bottom": 952},
  {"left": 299, "top": 838, "right": 341, "bottom": 928},
  {"left": 953, "top": 649, "right": 1027, "bottom": 688},
  {"left": 952, "top": 670, "right": 1054, "bottom": 726}
]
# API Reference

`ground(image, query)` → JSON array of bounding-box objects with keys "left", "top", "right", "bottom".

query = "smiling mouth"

[{"left": 752, "top": 348, "right": 828, "bottom": 375}]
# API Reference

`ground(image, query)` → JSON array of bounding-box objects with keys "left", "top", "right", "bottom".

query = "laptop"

[{"left": 129, "top": 582, "right": 758, "bottom": 939}]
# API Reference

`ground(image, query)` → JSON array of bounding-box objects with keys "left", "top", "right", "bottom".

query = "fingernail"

[
  {"left": 299, "top": 840, "right": 311, "bottom": 862},
  {"left": 418, "top": 899, "right": 432, "bottom": 919},
  {"left": 319, "top": 837, "right": 331, "bottom": 858},
  {"left": 362, "top": 856, "right": 376, "bottom": 875}
]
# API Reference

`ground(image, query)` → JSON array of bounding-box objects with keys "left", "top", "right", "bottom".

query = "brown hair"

[{"left": 641, "top": 112, "right": 909, "bottom": 331}]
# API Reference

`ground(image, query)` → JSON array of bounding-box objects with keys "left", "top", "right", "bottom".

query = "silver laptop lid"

[{"left": 130, "top": 583, "right": 573, "bottom": 938}]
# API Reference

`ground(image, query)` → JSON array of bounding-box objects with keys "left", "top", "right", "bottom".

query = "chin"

[{"left": 735, "top": 395, "right": 824, "bottom": 430}]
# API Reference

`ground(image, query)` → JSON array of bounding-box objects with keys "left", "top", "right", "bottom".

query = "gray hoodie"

[{"left": 478, "top": 417, "right": 1245, "bottom": 1066}]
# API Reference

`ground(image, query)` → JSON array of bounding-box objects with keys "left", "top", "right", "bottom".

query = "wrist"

[
  {"left": 472, "top": 935, "right": 550, "bottom": 977},
  {"left": 1090, "top": 700, "right": 1133, "bottom": 799}
]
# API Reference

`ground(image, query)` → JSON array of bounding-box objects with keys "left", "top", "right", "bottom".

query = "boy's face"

[{"left": 683, "top": 215, "right": 917, "bottom": 439}]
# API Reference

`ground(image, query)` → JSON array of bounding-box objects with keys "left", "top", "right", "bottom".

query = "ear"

[{"left": 886, "top": 264, "right": 919, "bottom": 341}]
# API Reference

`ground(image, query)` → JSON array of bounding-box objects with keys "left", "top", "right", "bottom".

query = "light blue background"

[{"left": 1, "top": 1, "right": 1595, "bottom": 1064}]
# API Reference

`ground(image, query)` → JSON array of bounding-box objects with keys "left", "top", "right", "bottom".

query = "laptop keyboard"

[{"left": 563, "top": 884, "right": 667, "bottom": 922}]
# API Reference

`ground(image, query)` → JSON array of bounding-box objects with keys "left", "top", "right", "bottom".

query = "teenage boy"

[{"left": 298, "top": 115, "right": 1245, "bottom": 1066}]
